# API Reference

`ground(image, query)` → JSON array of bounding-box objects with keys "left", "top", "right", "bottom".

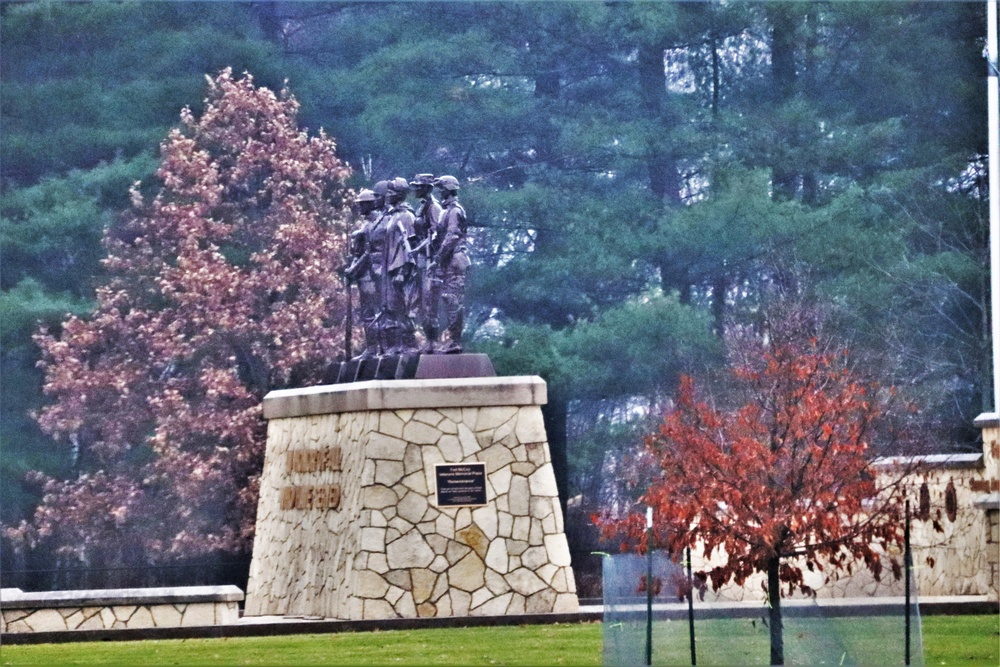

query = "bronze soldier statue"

[
  {"left": 344, "top": 189, "right": 380, "bottom": 360},
  {"left": 381, "top": 177, "right": 418, "bottom": 354},
  {"left": 425, "top": 175, "right": 469, "bottom": 354},
  {"left": 409, "top": 173, "right": 442, "bottom": 344}
]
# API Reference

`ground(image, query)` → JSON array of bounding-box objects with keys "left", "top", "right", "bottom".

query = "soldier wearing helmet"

[
  {"left": 345, "top": 189, "right": 381, "bottom": 359},
  {"left": 408, "top": 174, "right": 442, "bottom": 343},
  {"left": 370, "top": 177, "right": 417, "bottom": 354},
  {"left": 424, "top": 175, "right": 469, "bottom": 354}
]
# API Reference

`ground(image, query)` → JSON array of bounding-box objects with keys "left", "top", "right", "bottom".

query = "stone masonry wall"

[
  {"left": 691, "top": 457, "right": 991, "bottom": 603},
  {"left": 2, "top": 601, "right": 236, "bottom": 633},
  {"left": 245, "top": 377, "right": 579, "bottom": 620}
]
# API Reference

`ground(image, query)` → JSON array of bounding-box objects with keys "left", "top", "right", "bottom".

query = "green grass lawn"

[{"left": 0, "top": 615, "right": 996, "bottom": 666}]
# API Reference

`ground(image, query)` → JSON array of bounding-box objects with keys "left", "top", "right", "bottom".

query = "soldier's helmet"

[
  {"left": 409, "top": 173, "right": 436, "bottom": 187},
  {"left": 372, "top": 180, "right": 390, "bottom": 198},
  {"left": 433, "top": 175, "right": 460, "bottom": 192},
  {"left": 388, "top": 177, "right": 410, "bottom": 194},
  {"left": 354, "top": 189, "right": 376, "bottom": 203}
]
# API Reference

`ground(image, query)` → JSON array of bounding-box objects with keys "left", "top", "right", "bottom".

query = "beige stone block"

[
  {"left": 395, "top": 591, "right": 417, "bottom": 618},
  {"left": 521, "top": 546, "right": 549, "bottom": 570},
  {"left": 217, "top": 602, "right": 240, "bottom": 624},
  {"left": 446, "top": 540, "right": 472, "bottom": 565},
  {"left": 491, "top": 466, "right": 513, "bottom": 498},
  {"left": 437, "top": 591, "right": 454, "bottom": 617},
  {"left": 386, "top": 570, "right": 412, "bottom": 591},
  {"left": 431, "top": 554, "right": 450, "bottom": 573},
  {"left": 476, "top": 406, "right": 519, "bottom": 433},
  {"left": 526, "top": 442, "right": 547, "bottom": 466},
  {"left": 413, "top": 408, "right": 444, "bottom": 427},
  {"left": 77, "top": 609, "right": 107, "bottom": 631},
  {"left": 506, "top": 567, "right": 547, "bottom": 597},
  {"left": 387, "top": 530, "right": 435, "bottom": 569},
  {"left": 525, "top": 588, "right": 556, "bottom": 614},
  {"left": 511, "top": 461, "right": 536, "bottom": 477},
  {"left": 363, "top": 599, "right": 397, "bottom": 620},
  {"left": 512, "top": 444, "right": 528, "bottom": 462},
  {"left": 529, "top": 519, "right": 544, "bottom": 545},
  {"left": 435, "top": 512, "right": 456, "bottom": 539},
  {"left": 386, "top": 527, "right": 402, "bottom": 545},
  {"left": 181, "top": 603, "right": 216, "bottom": 627},
  {"left": 438, "top": 434, "right": 464, "bottom": 463},
  {"left": 553, "top": 593, "right": 580, "bottom": 613},
  {"left": 509, "top": 476, "right": 530, "bottom": 516},
  {"left": 427, "top": 533, "right": 449, "bottom": 555},
  {"left": 64, "top": 609, "right": 84, "bottom": 628},
  {"left": 403, "top": 419, "right": 443, "bottom": 446},
  {"left": 456, "top": 507, "right": 472, "bottom": 531},
  {"left": 403, "top": 470, "right": 429, "bottom": 496},
  {"left": 369, "top": 552, "right": 390, "bottom": 574},
  {"left": 515, "top": 409, "right": 548, "bottom": 445},
  {"left": 545, "top": 533, "right": 572, "bottom": 567},
  {"left": 512, "top": 518, "right": 531, "bottom": 542},
  {"left": 361, "top": 527, "right": 388, "bottom": 552},
  {"left": 150, "top": 604, "right": 183, "bottom": 628},
  {"left": 451, "top": 589, "right": 472, "bottom": 616},
  {"left": 471, "top": 587, "right": 493, "bottom": 610},
  {"left": 531, "top": 497, "right": 554, "bottom": 520},
  {"left": 371, "top": 510, "right": 388, "bottom": 527},
  {"left": 26, "top": 609, "right": 69, "bottom": 632},
  {"left": 358, "top": 571, "right": 390, "bottom": 599},
  {"left": 473, "top": 591, "right": 513, "bottom": 616},
  {"left": 417, "top": 602, "right": 437, "bottom": 618},
  {"left": 6, "top": 618, "right": 33, "bottom": 633},
  {"left": 479, "top": 444, "right": 515, "bottom": 474},
  {"left": 498, "top": 511, "right": 514, "bottom": 538},
  {"left": 451, "top": 551, "right": 486, "bottom": 592},
  {"left": 127, "top": 606, "right": 155, "bottom": 629},
  {"left": 386, "top": 585, "right": 405, "bottom": 606},
  {"left": 497, "top": 495, "right": 510, "bottom": 513},
  {"left": 398, "top": 491, "right": 429, "bottom": 525},
  {"left": 364, "top": 485, "right": 398, "bottom": 510},
  {"left": 508, "top": 539, "right": 529, "bottom": 556},
  {"left": 486, "top": 568, "right": 512, "bottom": 595},
  {"left": 486, "top": 539, "right": 510, "bottom": 574},
  {"left": 412, "top": 568, "right": 437, "bottom": 604},
  {"left": 390, "top": 516, "right": 414, "bottom": 536},
  {"left": 404, "top": 444, "right": 423, "bottom": 475},
  {"left": 537, "top": 563, "right": 558, "bottom": 586},
  {"left": 432, "top": 571, "right": 450, "bottom": 602},
  {"left": 473, "top": 506, "right": 499, "bottom": 541},
  {"left": 112, "top": 605, "right": 138, "bottom": 622},
  {"left": 100, "top": 607, "right": 116, "bottom": 627},
  {"left": 528, "top": 466, "right": 559, "bottom": 497},
  {"left": 456, "top": 523, "right": 489, "bottom": 559},
  {"left": 376, "top": 460, "right": 405, "bottom": 486},
  {"left": 422, "top": 447, "right": 445, "bottom": 491},
  {"left": 380, "top": 411, "right": 406, "bottom": 439},
  {"left": 507, "top": 593, "right": 527, "bottom": 615},
  {"left": 439, "top": 408, "right": 464, "bottom": 424},
  {"left": 368, "top": 433, "right": 407, "bottom": 460},
  {"left": 458, "top": 423, "right": 480, "bottom": 457}
]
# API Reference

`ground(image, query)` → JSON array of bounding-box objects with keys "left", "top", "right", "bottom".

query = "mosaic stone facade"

[
  {"left": 245, "top": 376, "right": 579, "bottom": 619},
  {"left": 0, "top": 586, "right": 242, "bottom": 633}
]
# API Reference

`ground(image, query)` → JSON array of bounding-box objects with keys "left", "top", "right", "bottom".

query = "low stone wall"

[
  {"left": 689, "top": 451, "right": 995, "bottom": 603},
  {"left": 245, "top": 375, "right": 580, "bottom": 620},
  {"left": 0, "top": 585, "right": 243, "bottom": 633}
]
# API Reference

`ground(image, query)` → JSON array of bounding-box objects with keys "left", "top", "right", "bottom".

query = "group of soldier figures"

[{"left": 344, "top": 173, "right": 469, "bottom": 359}]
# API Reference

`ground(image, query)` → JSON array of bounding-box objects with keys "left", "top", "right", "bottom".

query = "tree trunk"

[
  {"left": 542, "top": 392, "right": 569, "bottom": 518},
  {"left": 638, "top": 43, "right": 682, "bottom": 205},
  {"left": 768, "top": 5, "right": 799, "bottom": 202},
  {"left": 767, "top": 555, "right": 785, "bottom": 665}
]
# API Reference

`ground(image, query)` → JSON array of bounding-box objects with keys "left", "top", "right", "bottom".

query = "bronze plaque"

[{"left": 434, "top": 463, "right": 487, "bottom": 507}]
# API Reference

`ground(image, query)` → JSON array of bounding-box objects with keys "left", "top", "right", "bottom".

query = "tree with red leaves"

[
  {"left": 8, "top": 69, "right": 352, "bottom": 573},
  {"left": 596, "top": 310, "right": 912, "bottom": 665}
]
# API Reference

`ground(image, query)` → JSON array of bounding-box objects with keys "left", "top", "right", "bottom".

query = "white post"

[{"left": 988, "top": 0, "right": 1000, "bottom": 412}]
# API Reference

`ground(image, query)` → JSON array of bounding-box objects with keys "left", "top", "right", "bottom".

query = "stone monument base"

[{"left": 245, "top": 374, "right": 579, "bottom": 620}]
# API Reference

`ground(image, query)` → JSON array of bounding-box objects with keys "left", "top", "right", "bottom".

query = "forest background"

[{"left": 0, "top": 0, "right": 991, "bottom": 594}]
